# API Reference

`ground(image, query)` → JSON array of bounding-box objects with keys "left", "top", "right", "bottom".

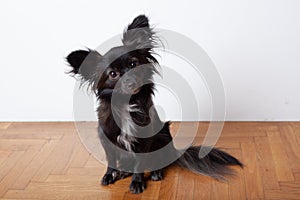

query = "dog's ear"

[
  {"left": 66, "top": 50, "right": 90, "bottom": 74},
  {"left": 66, "top": 49, "right": 102, "bottom": 88},
  {"left": 122, "top": 15, "right": 158, "bottom": 50},
  {"left": 127, "top": 15, "right": 150, "bottom": 30}
]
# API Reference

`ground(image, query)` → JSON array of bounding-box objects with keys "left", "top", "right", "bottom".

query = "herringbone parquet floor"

[{"left": 0, "top": 122, "right": 299, "bottom": 199}]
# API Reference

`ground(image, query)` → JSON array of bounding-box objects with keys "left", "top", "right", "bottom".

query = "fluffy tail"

[{"left": 175, "top": 146, "right": 243, "bottom": 180}]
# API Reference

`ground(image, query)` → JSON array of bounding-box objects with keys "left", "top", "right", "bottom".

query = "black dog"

[{"left": 66, "top": 15, "right": 242, "bottom": 194}]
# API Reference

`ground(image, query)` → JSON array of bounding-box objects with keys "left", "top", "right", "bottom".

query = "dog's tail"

[{"left": 175, "top": 146, "right": 243, "bottom": 180}]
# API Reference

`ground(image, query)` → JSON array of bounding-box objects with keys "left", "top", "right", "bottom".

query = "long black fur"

[{"left": 66, "top": 15, "right": 243, "bottom": 194}]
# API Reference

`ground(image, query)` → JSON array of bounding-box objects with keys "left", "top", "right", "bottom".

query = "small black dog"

[{"left": 66, "top": 15, "right": 242, "bottom": 194}]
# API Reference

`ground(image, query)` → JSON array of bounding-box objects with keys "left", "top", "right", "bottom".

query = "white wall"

[{"left": 0, "top": 0, "right": 299, "bottom": 121}]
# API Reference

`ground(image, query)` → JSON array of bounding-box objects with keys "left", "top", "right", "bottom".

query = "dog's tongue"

[{"left": 132, "top": 88, "right": 141, "bottom": 95}]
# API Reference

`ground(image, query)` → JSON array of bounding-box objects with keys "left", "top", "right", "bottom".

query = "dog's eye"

[
  {"left": 109, "top": 71, "right": 119, "bottom": 79},
  {"left": 129, "top": 58, "right": 139, "bottom": 68}
]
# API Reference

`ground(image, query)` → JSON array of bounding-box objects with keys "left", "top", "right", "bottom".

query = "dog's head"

[{"left": 66, "top": 15, "right": 160, "bottom": 97}]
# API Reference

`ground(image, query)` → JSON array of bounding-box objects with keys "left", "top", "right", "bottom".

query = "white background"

[{"left": 0, "top": 0, "right": 299, "bottom": 121}]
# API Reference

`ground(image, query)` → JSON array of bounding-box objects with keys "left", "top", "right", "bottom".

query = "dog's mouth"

[{"left": 99, "top": 87, "right": 141, "bottom": 98}]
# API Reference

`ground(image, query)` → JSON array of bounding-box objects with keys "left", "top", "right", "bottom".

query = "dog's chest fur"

[{"left": 98, "top": 101, "right": 141, "bottom": 152}]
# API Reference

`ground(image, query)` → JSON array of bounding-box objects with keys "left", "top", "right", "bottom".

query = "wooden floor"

[{"left": 0, "top": 122, "right": 300, "bottom": 200}]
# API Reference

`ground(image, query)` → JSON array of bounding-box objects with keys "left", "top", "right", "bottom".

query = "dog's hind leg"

[{"left": 150, "top": 169, "right": 163, "bottom": 181}]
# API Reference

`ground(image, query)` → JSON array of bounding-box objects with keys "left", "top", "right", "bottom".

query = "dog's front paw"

[
  {"left": 101, "top": 173, "right": 115, "bottom": 185},
  {"left": 130, "top": 180, "right": 146, "bottom": 194},
  {"left": 151, "top": 170, "right": 163, "bottom": 181}
]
